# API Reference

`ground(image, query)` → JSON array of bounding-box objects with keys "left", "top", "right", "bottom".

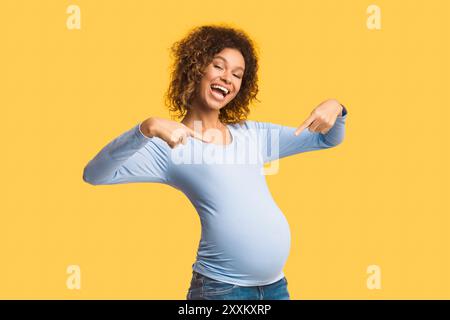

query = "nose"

[{"left": 221, "top": 72, "right": 232, "bottom": 84}]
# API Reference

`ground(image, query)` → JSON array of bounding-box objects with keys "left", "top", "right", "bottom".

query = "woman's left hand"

[{"left": 294, "top": 99, "right": 343, "bottom": 136}]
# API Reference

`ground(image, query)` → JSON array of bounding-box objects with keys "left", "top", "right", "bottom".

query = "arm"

[
  {"left": 82, "top": 121, "right": 169, "bottom": 185},
  {"left": 252, "top": 105, "right": 348, "bottom": 163}
]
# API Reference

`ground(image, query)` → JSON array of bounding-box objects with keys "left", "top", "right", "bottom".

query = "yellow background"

[{"left": 1, "top": 0, "right": 449, "bottom": 299}]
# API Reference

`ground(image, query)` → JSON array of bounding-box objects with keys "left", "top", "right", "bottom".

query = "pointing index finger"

[
  {"left": 186, "top": 126, "right": 212, "bottom": 143},
  {"left": 294, "top": 114, "right": 315, "bottom": 136}
]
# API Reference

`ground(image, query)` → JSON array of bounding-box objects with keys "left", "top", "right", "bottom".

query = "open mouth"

[{"left": 210, "top": 84, "right": 229, "bottom": 100}]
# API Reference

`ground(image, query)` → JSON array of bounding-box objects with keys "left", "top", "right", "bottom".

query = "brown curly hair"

[{"left": 164, "top": 23, "right": 260, "bottom": 125}]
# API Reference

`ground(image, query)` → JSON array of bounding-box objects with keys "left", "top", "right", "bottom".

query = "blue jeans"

[{"left": 186, "top": 271, "right": 291, "bottom": 300}]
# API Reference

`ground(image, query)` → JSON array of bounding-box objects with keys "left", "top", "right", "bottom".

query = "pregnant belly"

[{"left": 198, "top": 205, "right": 291, "bottom": 282}]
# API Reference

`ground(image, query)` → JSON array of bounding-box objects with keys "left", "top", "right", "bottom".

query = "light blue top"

[{"left": 83, "top": 107, "right": 347, "bottom": 286}]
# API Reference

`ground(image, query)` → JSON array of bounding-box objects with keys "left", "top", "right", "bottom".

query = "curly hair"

[{"left": 164, "top": 24, "right": 260, "bottom": 125}]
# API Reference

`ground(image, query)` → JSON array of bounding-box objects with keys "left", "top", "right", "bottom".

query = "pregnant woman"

[{"left": 83, "top": 24, "right": 348, "bottom": 300}]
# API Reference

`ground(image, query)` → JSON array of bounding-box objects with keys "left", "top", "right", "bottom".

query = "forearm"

[{"left": 82, "top": 122, "right": 151, "bottom": 185}]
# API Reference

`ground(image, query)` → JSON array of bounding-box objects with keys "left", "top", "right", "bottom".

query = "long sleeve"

[
  {"left": 251, "top": 105, "right": 348, "bottom": 163},
  {"left": 82, "top": 122, "right": 169, "bottom": 185}
]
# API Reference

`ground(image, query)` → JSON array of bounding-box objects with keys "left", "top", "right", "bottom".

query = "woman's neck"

[{"left": 181, "top": 109, "right": 224, "bottom": 131}]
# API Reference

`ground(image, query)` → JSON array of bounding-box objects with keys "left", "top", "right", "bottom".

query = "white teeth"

[{"left": 211, "top": 84, "right": 229, "bottom": 95}]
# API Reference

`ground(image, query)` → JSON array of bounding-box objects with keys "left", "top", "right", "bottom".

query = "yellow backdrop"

[{"left": 1, "top": 0, "right": 449, "bottom": 299}]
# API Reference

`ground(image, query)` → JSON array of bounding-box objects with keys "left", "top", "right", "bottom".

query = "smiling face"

[{"left": 192, "top": 47, "right": 245, "bottom": 111}]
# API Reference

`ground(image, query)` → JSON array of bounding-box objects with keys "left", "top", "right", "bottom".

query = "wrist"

[
  {"left": 140, "top": 118, "right": 156, "bottom": 138},
  {"left": 328, "top": 99, "right": 344, "bottom": 116}
]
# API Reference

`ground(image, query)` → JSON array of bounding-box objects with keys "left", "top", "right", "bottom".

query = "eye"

[{"left": 214, "top": 64, "right": 241, "bottom": 79}]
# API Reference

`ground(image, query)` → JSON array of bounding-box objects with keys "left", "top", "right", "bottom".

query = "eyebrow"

[{"left": 214, "top": 55, "right": 245, "bottom": 72}]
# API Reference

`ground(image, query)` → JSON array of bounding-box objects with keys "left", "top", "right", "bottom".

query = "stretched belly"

[{"left": 197, "top": 202, "right": 291, "bottom": 282}]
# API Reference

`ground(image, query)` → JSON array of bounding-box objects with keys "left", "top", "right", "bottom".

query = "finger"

[
  {"left": 168, "top": 128, "right": 186, "bottom": 148},
  {"left": 294, "top": 114, "right": 315, "bottom": 136},
  {"left": 315, "top": 123, "right": 329, "bottom": 134},
  {"left": 173, "top": 135, "right": 186, "bottom": 148},
  {"left": 171, "top": 128, "right": 183, "bottom": 142},
  {"left": 181, "top": 134, "right": 188, "bottom": 145},
  {"left": 186, "top": 127, "right": 212, "bottom": 142},
  {"left": 308, "top": 119, "right": 322, "bottom": 133}
]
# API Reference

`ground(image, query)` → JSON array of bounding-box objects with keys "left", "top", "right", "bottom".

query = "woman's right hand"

[{"left": 140, "top": 117, "right": 211, "bottom": 149}]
